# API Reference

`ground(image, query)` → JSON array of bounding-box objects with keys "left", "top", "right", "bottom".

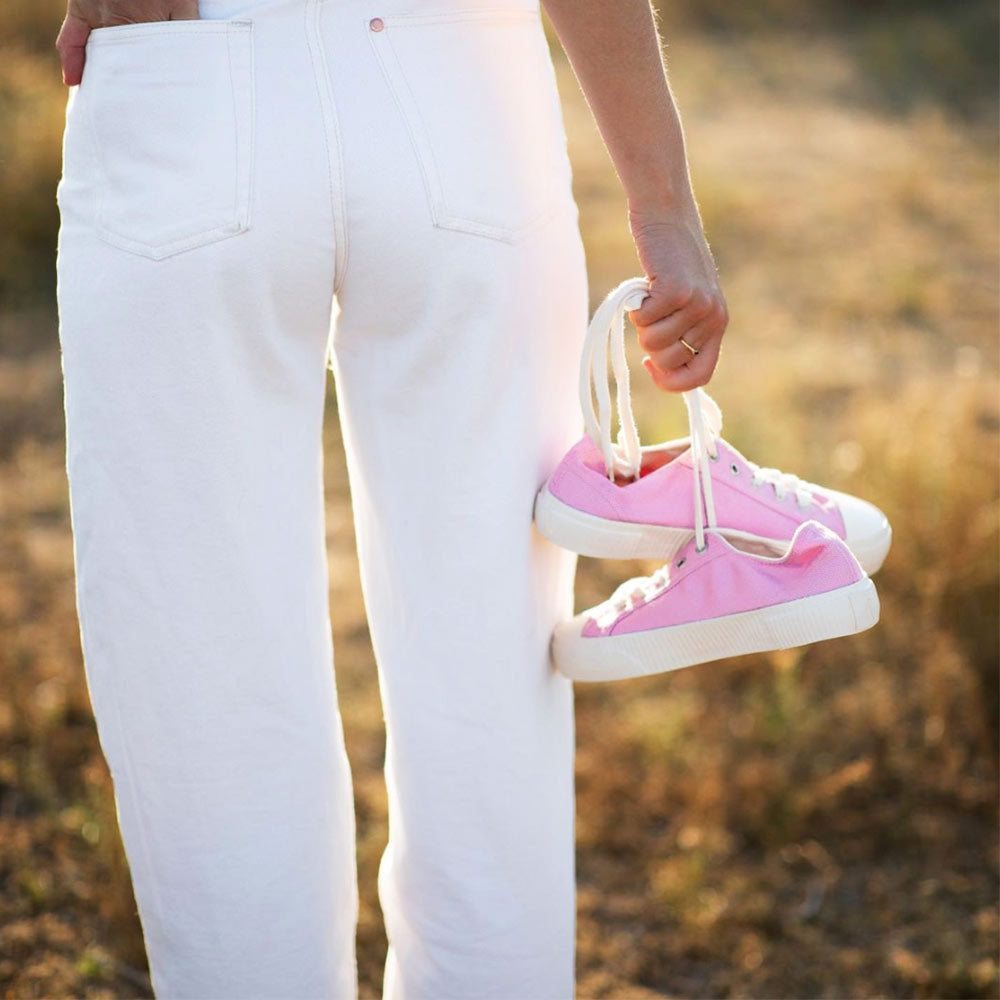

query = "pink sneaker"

[
  {"left": 552, "top": 520, "right": 880, "bottom": 682},
  {"left": 534, "top": 277, "right": 892, "bottom": 574}
]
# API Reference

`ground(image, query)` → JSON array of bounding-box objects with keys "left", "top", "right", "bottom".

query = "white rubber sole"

[
  {"left": 533, "top": 485, "right": 693, "bottom": 560},
  {"left": 534, "top": 486, "right": 891, "bottom": 574},
  {"left": 552, "top": 576, "right": 879, "bottom": 683}
]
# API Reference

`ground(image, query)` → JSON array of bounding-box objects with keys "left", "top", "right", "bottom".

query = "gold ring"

[{"left": 679, "top": 337, "right": 699, "bottom": 357}]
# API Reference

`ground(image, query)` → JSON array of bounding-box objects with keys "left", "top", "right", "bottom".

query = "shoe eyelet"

[
  {"left": 730, "top": 463, "right": 739, "bottom": 475},
  {"left": 677, "top": 557, "right": 686, "bottom": 567},
  {"left": 708, "top": 451, "right": 720, "bottom": 463}
]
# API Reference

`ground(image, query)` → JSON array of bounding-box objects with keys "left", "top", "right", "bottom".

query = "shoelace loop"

[{"left": 579, "top": 277, "right": 649, "bottom": 482}]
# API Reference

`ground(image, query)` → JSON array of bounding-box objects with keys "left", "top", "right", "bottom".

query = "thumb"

[{"left": 55, "top": 13, "right": 90, "bottom": 87}]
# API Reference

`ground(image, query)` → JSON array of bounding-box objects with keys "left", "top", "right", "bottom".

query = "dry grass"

[{"left": 1, "top": 1, "right": 997, "bottom": 997}]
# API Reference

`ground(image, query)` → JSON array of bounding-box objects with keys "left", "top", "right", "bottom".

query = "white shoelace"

[
  {"left": 579, "top": 277, "right": 649, "bottom": 482},
  {"left": 579, "top": 276, "right": 817, "bottom": 567},
  {"left": 580, "top": 277, "right": 720, "bottom": 554},
  {"left": 590, "top": 566, "right": 673, "bottom": 629},
  {"left": 745, "top": 463, "right": 815, "bottom": 507}
]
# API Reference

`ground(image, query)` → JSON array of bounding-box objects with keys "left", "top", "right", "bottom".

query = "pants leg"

[
  {"left": 321, "top": 3, "right": 589, "bottom": 995},
  {"left": 58, "top": 0, "right": 590, "bottom": 994},
  {"left": 55, "top": 4, "right": 358, "bottom": 996}
]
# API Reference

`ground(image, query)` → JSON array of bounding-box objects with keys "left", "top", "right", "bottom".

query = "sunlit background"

[{"left": 1, "top": 0, "right": 997, "bottom": 996}]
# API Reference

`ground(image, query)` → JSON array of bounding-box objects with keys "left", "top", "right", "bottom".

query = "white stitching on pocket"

[
  {"left": 82, "top": 20, "right": 255, "bottom": 261},
  {"left": 367, "top": 8, "right": 567, "bottom": 244}
]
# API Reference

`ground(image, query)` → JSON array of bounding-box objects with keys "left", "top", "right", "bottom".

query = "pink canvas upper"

[
  {"left": 582, "top": 520, "right": 863, "bottom": 637},
  {"left": 548, "top": 434, "right": 846, "bottom": 541}
]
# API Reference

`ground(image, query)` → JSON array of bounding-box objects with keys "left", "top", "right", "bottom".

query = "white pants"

[{"left": 55, "top": 0, "right": 589, "bottom": 996}]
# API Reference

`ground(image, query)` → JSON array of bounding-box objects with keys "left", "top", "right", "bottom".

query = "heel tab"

[{"left": 787, "top": 518, "right": 866, "bottom": 581}]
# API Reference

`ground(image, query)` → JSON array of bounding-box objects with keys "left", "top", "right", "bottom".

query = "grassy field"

[{"left": 1, "top": 0, "right": 997, "bottom": 997}]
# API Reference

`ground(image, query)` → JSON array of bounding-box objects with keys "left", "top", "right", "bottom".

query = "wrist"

[{"left": 626, "top": 192, "right": 702, "bottom": 234}]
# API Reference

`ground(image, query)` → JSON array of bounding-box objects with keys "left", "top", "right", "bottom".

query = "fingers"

[
  {"left": 645, "top": 311, "right": 720, "bottom": 373},
  {"left": 629, "top": 285, "right": 728, "bottom": 392},
  {"left": 628, "top": 282, "right": 701, "bottom": 330},
  {"left": 171, "top": 0, "right": 200, "bottom": 18},
  {"left": 643, "top": 329, "right": 724, "bottom": 392},
  {"left": 632, "top": 288, "right": 720, "bottom": 350},
  {"left": 55, "top": 0, "right": 201, "bottom": 84},
  {"left": 55, "top": 12, "right": 90, "bottom": 86}
]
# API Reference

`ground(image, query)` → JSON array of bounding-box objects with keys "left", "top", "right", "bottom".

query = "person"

[{"left": 53, "top": 0, "right": 728, "bottom": 995}]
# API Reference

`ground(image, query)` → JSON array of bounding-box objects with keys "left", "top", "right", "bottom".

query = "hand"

[
  {"left": 625, "top": 207, "right": 729, "bottom": 393},
  {"left": 56, "top": 0, "right": 200, "bottom": 86}
]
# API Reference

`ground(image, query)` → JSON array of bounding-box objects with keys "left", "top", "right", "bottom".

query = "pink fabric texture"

[
  {"left": 582, "top": 521, "right": 863, "bottom": 637},
  {"left": 548, "top": 434, "right": 846, "bottom": 539}
]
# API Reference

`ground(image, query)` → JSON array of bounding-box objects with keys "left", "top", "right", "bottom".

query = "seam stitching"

[
  {"left": 307, "top": 0, "right": 350, "bottom": 297},
  {"left": 83, "top": 25, "right": 253, "bottom": 259},
  {"left": 369, "top": 7, "right": 559, "bottom": 244}
]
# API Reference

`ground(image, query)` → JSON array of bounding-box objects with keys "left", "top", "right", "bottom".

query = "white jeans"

[{"left": 55, "top": 0, "right": 588, "bottom": 996}]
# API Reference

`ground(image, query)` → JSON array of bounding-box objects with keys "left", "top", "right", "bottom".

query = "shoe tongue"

[
  {"left": 677, "top": 437, "right": 729, "bottom": 468},
  {"left": 580, "top": 433, "right": 603, "bottom": 459},
  {"left": 579, "top": 433, "right": 611, "bottom": 475}
]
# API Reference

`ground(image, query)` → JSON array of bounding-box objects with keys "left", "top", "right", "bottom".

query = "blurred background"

[{"left": 1, "top": 0, "right": 997, "bottom": 996}]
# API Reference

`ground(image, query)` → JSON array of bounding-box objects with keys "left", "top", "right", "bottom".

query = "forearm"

[{"left": 541, "top": 0, "right": 698, "bottom": 224}]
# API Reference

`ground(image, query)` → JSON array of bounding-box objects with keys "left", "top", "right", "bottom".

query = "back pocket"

[
  {"left": 82, "top": 20, "right": 254, "bottom": 260},
  {"left": 368, "top": 8, "right": 570, "bottom": 244}
]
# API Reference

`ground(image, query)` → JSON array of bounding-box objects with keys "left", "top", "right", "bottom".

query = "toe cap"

[{"left": 824, "top": 487, "right": 892, "bottom": 574}]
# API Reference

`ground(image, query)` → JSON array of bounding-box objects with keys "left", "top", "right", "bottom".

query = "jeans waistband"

[{"left": 199, "top": 0, "right": 541, "bottom": 19}]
